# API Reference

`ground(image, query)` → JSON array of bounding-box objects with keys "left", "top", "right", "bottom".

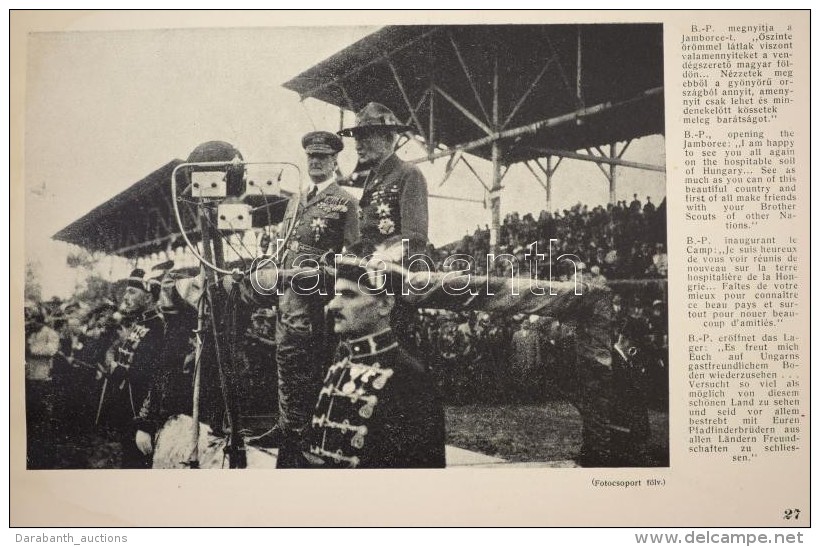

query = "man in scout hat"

[
  {"left": 258, "top": 130, "right": 359, "bottom": 467},
  {"left": 301, "top": 243, "right": 446, "bottom": 468},
  {"left": 338, "top": 102, "right": 429, "bottom": 254}
]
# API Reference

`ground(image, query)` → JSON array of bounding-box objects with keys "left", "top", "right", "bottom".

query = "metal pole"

[
  {"left": 427, "top": 33, "right": 436, "bottom": 157},
  {"left": 448, "top": 31, "right": 491, "bottom": 125},
  {"left": 490, "top": 50, "right": 501, "bottom": 255},
  {"left": 609, "top": 142, "right": 617, "bottom": 205},
  {"left": 389, "top": 61, "right": 427, "bottom": 143},
  {"left": 200, "top": 204, "right": 245, "bottom": 469},
  {"left": 545, "top": 156, "right": 553, "bottom": 212},
  {"left": 576, "top": 25, "right": 583, "bottom": 107},
  {"left": 406, "top": 87, "right": 664, "bottom": 165},
  {"left": 187, "top": 295, "right": 206, "bottom": 468},
  {"left": 428, "top": 88, "right": 435, "bottom": 157},
  {"left": 528, "top": 145, "right": 665, "bottom": 173},
  {"left": 297, "top": 28, "right": 442, "bottom": 100},
  {"left": 94, "top": 377, "right": 108, "bottom": 426}
]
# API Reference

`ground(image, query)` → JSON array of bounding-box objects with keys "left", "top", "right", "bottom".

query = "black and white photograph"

[{"left": 22, "top": 22, "right": 668, "bottom": 472}]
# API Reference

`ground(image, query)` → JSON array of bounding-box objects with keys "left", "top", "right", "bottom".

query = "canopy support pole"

[
  {"left": 409, "top": 87, "right": 663, "bottom": 165},
  {"left": 609, "top": 142, "right": 618, "bottom": 204},
  {"left": 525, "top": 156, "right": 563, "bottom": 212},
  {"left": 448, "top": 31, "right": 491, "bottom": 125},
  {"left": 389, "top": 60, "right": 428, "bottom": 143},
  {"left": 530, "top": 141, "right": 661, "bottom": 172},
  {"left": 489, "top": 50, "right": 502, "bottom": 255}
]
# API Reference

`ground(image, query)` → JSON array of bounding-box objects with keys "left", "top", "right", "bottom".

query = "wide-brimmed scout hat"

[{"left": 337, "top": 102, "right": 414, "bottom": 137}]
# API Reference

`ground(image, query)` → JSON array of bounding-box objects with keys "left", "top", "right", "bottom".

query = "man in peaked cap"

[
  {"left": 338, "top": 102, "right": 429, "bottom": 255},
  {"left": 259, "top": 130, "right": 359, "bottom": 467}
]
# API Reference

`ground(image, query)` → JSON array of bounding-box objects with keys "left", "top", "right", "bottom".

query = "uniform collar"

[
  {"left": 140, "top": 308, "right": 163, "bottom": 323},
  {"left": 377, "top": 153, "right": 400, "bottom": 176},
  {"left": 314, "top": 178, "right": 334, "bottom": 195},
  {"left": 305, "top": 179, "right": 335, "bottom": 204},
  {"left": 613, "top": 343, "right": 629, "bottom": 362},
  {"left": 367, "top": 154, "right": 399, "bottom": 185},
  {"left": 340, "top": 328, "right": 398, "bottom": 359}
]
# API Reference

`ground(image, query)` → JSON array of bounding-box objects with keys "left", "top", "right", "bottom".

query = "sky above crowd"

[{"left": 24, "top": 25, "right": 665, "bottom": 299}]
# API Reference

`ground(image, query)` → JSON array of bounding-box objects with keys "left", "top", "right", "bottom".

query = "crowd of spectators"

[
  {"left": 419, "top": 195, "right": 668, "bottom": 406},
  {"left": 25, "top": 196, "right": 668, "bottom": 452},
  {"left": 24, "top": 296, "right": 279, "bottom": 446},
  {"left": 430, "top": 195, "right": 667, "bottom": 280}
]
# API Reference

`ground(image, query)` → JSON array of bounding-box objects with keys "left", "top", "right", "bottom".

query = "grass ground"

[
  {"left": 25, "top": 365, "right": 669, "bottom": 468},
  {"left": 446, "top": 402, "right": 669, "bottom": 466}
]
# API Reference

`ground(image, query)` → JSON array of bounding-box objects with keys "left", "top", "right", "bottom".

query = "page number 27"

[{"left": 783, "top": 509, "right": 800, "bottom": 520}]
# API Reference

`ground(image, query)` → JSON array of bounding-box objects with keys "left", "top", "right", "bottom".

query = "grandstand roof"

[
  {"left": 52, "top": 160, "right": 291, "bottom": 257},
  {"left": 283, "top": 24, "right": 664, "bottom": 166}
]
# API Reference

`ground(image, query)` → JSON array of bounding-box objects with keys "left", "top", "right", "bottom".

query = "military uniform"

[
  {"left": 274, "top": 131, "right": 359, "bottom": 467},
  {"left": 133, "top": 307, "right": 197, "bottom": 448},
  {"left": 565, "top": 278, "right": 616, "bottom": 467},
  {"left": 358, "top": 153, "right": 429, "bottom": 252},
  {"left": 303, "top": 328, "right": 446, "bottom": 469},
  {"left": 108, "top": 309, "right": 166, "bottom": 468},
  {"left": 338, "top": 102, "right": 429, "bottom": 254},
  {"left": 610, "top": 345, "right": 651, "bottom": 466}
]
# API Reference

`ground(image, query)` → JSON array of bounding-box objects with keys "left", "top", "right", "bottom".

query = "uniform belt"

[{"left": 285, "top": 241, "right": 329, "bottom": 257}]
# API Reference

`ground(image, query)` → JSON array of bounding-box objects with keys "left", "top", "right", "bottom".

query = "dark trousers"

[
  {"left": 275, "top": 433, "right": 308, "bottom": 469},
  {"left": 574, "top": 360, "right": 613, "bottom": 467},
  {"left": 275, "top": 288, "right": 328, "bottom": 436},
  {"left": 120, "top": 427, "right": 152, "bottom": 469}
]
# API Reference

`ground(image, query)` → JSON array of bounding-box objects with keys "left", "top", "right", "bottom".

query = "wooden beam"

[
  {"left": 461, "top": 156, "right": 491, "bottom": 192},
  {"left": 434, "top": 85, "right": 493, "bottom": 136},
  {"left": 609, "top": 142, "right": 618, "bottom": 204},
  {"left": 439, "top": 149, "right": 464, "bottom": 187},
  {"left": 576, "top": 25, "right": 584, "bottom": 107},
  {"left": 388, "top": 60, "right": 427, "bottom": 142},
  {"left": 544, "top": 28, "right": 576, "bottom": 103},
  {"left": 524, "top": 160, "right": 547, "bottom": 190},
  {"left": 429, "top": 193, "right": 484, "bottom": 204},
  {"left": 448, "top": 30, "right": 491, "bottom": 126},
  {"left": 586, "top": 148, "right": 612, "bottom": 179},
  {"left": 499, "top": 164, "right": 510, "bottom": 184},
  {"left": 502, "top": 56, "right": 556, "bottom": 129},
  {"left": 490, "top": 51, "right": 501, "bottom": 254},
  {"left": 618, "top": 139, "right": 632, "bottom": 159},
  {"left": 428, "top": 86, "right": 435, "bottom": 156},
  {"left": 338, "top": 84, "right": 356, "bottom": 111},
  {"left": 297, "top": 27, "right": 442, "bottom": 101},
  {"left": 521, "top": 146, "right": 662, "bottom": 173},
  {"left": 407, "top": 87, "right": 664, "bottom": 165},
  {"left": 402, "top": 88, "right": 430, "bottom": 127}
]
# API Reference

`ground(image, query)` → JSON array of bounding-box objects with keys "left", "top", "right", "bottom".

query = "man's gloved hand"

[{"left": 135, "top": 430, "right": 154, "bottom": 455}]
